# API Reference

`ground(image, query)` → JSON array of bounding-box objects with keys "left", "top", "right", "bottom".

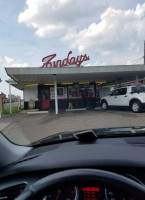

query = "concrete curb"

[
  {"left": 27, "top": 111, "right": 49, "bottom": 114},
  {"left": 66, "top": 108, "right": 87, "bottom": 112}
]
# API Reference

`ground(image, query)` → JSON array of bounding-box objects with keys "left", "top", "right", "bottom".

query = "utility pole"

[{"left": 144, "top": 40, "right": 145, "bottom": 65}]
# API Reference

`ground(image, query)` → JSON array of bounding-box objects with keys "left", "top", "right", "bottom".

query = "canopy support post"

[
  {"left": 53, "top": 75, "right": 58, "bottom": 114},
  {"left": 9, "top": 83, "right": 12, "bottom": 114}
]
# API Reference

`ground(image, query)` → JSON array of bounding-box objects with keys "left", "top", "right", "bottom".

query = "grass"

[{"left": 1, "top": 106, "right": 24, "bottom": 114}]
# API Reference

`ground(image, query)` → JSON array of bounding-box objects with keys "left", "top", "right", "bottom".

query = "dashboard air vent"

[{"left": 0, "top": 183, "right": 27, "bottom": 200}]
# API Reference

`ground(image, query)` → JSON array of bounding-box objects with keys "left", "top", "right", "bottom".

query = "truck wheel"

[
  {"left": 101, "top": 101, "right": 108, "bottom": 110},
  {"left": 131, "top": 101, "right": 142, "bottom": 113}
]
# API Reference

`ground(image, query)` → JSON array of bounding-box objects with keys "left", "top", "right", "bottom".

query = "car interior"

[{"left": 0, "top": 129, "right": 145, "bottom": 200}]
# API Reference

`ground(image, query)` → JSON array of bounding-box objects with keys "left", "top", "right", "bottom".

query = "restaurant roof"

[{"left": 5, "top": 65, "right": 145, "bottom": 90}]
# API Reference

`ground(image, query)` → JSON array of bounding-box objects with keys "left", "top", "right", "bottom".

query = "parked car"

[{"left": 101, "top": 85, "right": 145, "bottom": 112}]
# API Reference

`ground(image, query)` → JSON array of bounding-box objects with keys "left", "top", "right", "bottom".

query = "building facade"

[
  {"left": 23, "top": 82, "right": 102, "bottom": 110},
  {"left": 5, "top": 63, "right": 145, "bottom": 113}
]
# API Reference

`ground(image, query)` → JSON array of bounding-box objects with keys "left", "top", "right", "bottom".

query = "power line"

[
  {"left": 133, "top": 56, "right": 144, "bottom": 64},
  {"left": 128, "top": 56, "right": 144, "bottom": 64}
]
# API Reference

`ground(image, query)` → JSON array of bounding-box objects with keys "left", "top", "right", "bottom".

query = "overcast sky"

[{"left": 1, "top": 0, "right": 145, "bottom": 97}]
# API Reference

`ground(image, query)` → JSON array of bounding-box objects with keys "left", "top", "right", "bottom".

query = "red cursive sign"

[{"left": 41, "top": 51, "right": 90, "bottom": 68}]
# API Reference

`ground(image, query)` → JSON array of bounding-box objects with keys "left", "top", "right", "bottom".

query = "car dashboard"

[{"left": 0, "top": 136, "right": 145, "bottom": 199}]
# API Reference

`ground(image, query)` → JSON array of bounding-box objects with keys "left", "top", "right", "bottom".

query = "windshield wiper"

[
  {"left": 75, "top": 127, "right": 145, "bottom": 140},
  {"left": 94, "top": 127, "right": 145, "bottom": 137},
  {"left": 32, "top": 127, "right": 145, "bottom": 147}
]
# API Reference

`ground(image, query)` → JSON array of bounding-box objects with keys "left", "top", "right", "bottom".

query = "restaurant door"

[{"left": 41, "top": 89, "right": 50, "bottom": 109}]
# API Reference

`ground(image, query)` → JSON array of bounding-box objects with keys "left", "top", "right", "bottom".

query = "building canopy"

[{"left": 5, "top": 64, "right": 145, "bottom": 90}]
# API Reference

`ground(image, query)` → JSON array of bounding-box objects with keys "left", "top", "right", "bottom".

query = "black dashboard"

[
  {"left": 0, "top": 136, "right": 145, "bottom": 199},
  {"left": 0, "top": 168, "right": 145, "bottom": 200}
]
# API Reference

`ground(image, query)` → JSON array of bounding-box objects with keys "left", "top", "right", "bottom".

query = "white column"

[
  {"left": 9, "top": 83, "right": 12, "bottom": 114},
  {"left": 18, "top": 96, "right": 21, "bottom": 110},
  {"left": 53, "top": 75, "right": 58, "bottom": 114},
  {"left": 136, "top": 75, "right": 139, "bottom": 85}
]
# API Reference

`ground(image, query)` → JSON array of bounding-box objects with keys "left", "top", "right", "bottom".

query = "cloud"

[
  {"left": 0, "top": 56, "right": 28, "bottom": 68},
  {"left": 18, "top": 0, "right": 107, "bottom": 37},
  {"left": 86, "top": 61, "right": 106, "bottom": 66},
  {"left": 63, "top": 3, "right": 145, "bottom": 54},
  {"left": 0, "top": 56, "right": 28, "bottom": 97},
  {"left": 17, "top": 1, "right": 145, "bottom": 65},
  {"left": 0, "top": 67, "right": 23, "bottom": 97}
]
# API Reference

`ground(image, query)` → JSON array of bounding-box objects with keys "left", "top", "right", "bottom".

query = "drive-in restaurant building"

[{"left": 5, "top": 51, "right": 145, "bottom": 114}]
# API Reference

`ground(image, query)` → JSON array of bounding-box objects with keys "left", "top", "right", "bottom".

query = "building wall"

[
  {"left": 24, "top": 86, "right": 38, "bottom": 101},
  {"left": 24, "top": 83, "right": 97, "bottom": 110}
]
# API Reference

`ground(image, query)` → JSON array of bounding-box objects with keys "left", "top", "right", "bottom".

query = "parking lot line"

[{"left": 36, "top": 114, "right": 48, "bottom": 121}]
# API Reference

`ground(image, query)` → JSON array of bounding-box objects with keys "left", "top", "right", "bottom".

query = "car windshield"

[{"left": 1, "top": 0, "right": 145, "bottom": 146}]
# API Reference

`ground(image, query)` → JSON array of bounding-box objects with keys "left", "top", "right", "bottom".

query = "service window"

[
  {"left": 57, "top": 88, "right": 63, "bottom": 95},
  {"left": 68, "top": 84, "right": 95, "bottom": 98},
  {"left": 79, "top": 85, "right": 95, "bottom": 97},
  {"left": 68, "top": 85, "right": 79, "bottom": 98},
  {"left": 50, "top": 87, "right": 67, "bottom": 99}
]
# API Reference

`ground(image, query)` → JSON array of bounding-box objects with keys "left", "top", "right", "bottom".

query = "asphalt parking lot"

[{"left": 1, "top": 108, "right": 145, "bottom": 145}]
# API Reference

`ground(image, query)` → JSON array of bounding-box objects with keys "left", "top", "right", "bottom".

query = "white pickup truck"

[{"left": 100, "top": 85, "right": 145, "bottom": 112}]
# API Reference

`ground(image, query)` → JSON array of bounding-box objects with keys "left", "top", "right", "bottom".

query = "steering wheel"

[{"left": 16, "top": 169, "right": 145, "bottom": 200}]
